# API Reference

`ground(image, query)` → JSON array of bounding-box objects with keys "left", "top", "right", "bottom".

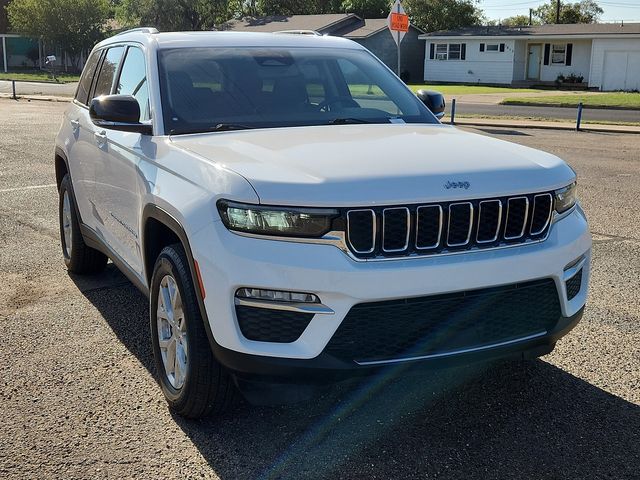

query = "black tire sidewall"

[
  {"left": 149, "top": 248, "right": 199, "bottom": 407},
  {"left": 58, "top": 174, "right": 80, "bottom": 269}
]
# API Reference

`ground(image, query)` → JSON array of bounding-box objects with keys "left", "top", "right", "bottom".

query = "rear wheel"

[
  {"left": 58, "top": 174, "right": 107, "bottom": 274},
  {"left": 150, "top": 244, "right": 237, "bottom": 418}
]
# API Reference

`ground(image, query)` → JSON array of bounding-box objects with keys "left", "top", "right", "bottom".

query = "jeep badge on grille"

[{"left": 444, "top": 181, "right": 471, "bottom": 190}]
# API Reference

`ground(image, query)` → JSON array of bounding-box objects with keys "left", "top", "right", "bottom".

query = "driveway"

[{"left": 1, "top": 99, "right": 639, "bottom": 479}]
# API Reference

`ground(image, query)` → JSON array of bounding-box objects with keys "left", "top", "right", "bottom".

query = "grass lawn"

[
  {"left": 407, "top": 84, "right": 544, "bottom": 95},
  {"left": 0, "top": 71, "right": 81, "bottom": 83},
  {"left": 501, "top": 93, "right": 640, "bottom": 109},
  {"left": 455, "top": 113, "right": 640, "bottom": 127}
]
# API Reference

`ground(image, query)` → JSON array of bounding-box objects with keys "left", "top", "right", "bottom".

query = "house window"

[
  {"left": 552, "top": 44, "right": 566, "bottom": 64},
  {"left": 486, "top": 43, "right": 499, "bottom": 52},
  {"left": 448, "top": 43, "right": 461, "bottom": 60},
  {"left": 432, "top": 43, "right": 466, "bottom": 61}
]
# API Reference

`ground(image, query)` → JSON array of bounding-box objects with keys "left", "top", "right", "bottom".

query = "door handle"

[
  {"left": 94, "top": 130, "right": 107, "bottom": 147},
  {"left": 70, "top": 119, "right": 80, "bottom": 132}
]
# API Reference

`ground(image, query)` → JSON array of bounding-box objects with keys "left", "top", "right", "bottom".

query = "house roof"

[
  {"left": 219, "top": 14, "right": 423, "bottom": 38},
  {"left": 420, "top": 23, "right": 640, "bottom": 38},
  {"left": 218, "top": 14, "right": 359, "bottom": 34},
  {"left": 341, "top": 18, "right": 423, "bottom": 38}
]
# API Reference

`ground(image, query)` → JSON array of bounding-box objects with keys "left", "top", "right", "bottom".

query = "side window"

[
  {"left": 75, "top": 50, "right": 102, "bottom": 105},
  {"left": 116, "top": 47, "right": 150, "bottom": 121},
  {"left": 93, "top": 46, "right": 125, "bottom": 98}
]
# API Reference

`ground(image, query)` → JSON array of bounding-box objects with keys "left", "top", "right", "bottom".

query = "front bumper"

[
  {"left": 191, "top": 204, "right": 591, "bottom": 370},
  {"left": 210, "top": 306, "right": 584, "bottom": 383}
]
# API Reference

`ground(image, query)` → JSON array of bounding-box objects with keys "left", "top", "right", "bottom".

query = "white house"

[{"left": 419, "top": 23, "right": 640, "bottom": 91}]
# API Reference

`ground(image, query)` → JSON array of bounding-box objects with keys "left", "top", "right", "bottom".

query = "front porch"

[{"left": 512, "top": 38, "right": 593, "bottom": 87}]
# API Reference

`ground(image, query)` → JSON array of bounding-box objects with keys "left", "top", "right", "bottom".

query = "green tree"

[
  {"left": 341, "top": 0, "right": 390, "bottom": 18},
  {"left": 7, "top": 0, "right": 110, "bottom": 69},
  {"left": 501, "top": 14, "right": 536, "bottom": 26},
  {"left": 256, "top": 0, "right": 342, "bottom": 16},
  {"left": 116, "top": 0, "right": 231, "bottom": 30},
  {"left": 404, "top": 0, "right": 483, "bottom": 32},
  {"left": 533, "top": 0, "right": 603, "bottom": 24}
]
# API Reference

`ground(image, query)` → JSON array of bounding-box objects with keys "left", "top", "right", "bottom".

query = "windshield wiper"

[
  {"left": 211, "top": 123, "right": 254, "bottom": 131},
  {"left": 328, "top": 117, "right": 375, "bottom": 125}
]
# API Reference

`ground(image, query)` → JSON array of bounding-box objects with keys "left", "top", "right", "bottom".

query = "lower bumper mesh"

[
  {"left": 236, "top": 306, "right": 313, "bottom": 343},
  {"left": 324, "top": 278, "right": 561, "bottom": 363}
]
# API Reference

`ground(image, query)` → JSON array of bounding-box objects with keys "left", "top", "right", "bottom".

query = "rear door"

[{"left": 66, "top": 49, "right": 103, "bottom": 225}]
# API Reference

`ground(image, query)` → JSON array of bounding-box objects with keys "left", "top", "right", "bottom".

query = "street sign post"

[{"left": 387, "top": 0, "right": 409, "bottom": 77}]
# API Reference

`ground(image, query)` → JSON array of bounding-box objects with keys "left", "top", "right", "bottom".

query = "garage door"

[{"left": 602, "top": 51, "right": 640, "bottom": 91}]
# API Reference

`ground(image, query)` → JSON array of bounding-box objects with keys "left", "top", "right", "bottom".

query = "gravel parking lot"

[{"left": 1, "top": 99, "right": 638, "bottom": 479}]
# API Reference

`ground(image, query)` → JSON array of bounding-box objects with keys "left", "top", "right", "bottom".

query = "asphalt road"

[
  {"left": 449, "top": 102, "right": 640, "bottom": 123},
  {"left": 1, "top": 99, "right": 639, "bottom": 479}
]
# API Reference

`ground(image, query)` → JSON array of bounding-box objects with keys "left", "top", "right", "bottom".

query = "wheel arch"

[
  {"left": 141, "top": 204, "right": 211, "bottom": 327},
  {"left": 54, "top": 147, "right": 69, "bottom": 191},
  {"left": 142, "top": 204, "right": 218, "bottom": 360}
]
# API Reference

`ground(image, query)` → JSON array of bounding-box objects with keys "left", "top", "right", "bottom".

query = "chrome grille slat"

[
  {"left": 447, "top": 202, "right": 474, "bottom": 247},
  {"left": 504, "top": 197, "right": 529, "bottom": 240},
  {"left": 530, "top": 193, "right": 553, "bottom": 235},
  {"left": 345, "top": 192, "right": 552, "bottom": 259},
  {"left": 382, "top": 207, "right": 410, "bottom": 252},
  {"left": 476, "top": 199, "right": 502, "bottom": 244},
  {"left": 415, "top": 205, "right": 442, "bottom": 250},
  {"left": 346, "top": 209, "right": 376, "bottom": 254}
]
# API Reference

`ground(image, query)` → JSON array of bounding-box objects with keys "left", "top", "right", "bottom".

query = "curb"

[
  {"left": 500, "top": 101, "right": 640, "bottom": 111},
  {"left": 0, "top": 93, "right": 71, "bottom": 103},
  {"left": 452, "top": 118, "right": 640, "bottom": 135}
]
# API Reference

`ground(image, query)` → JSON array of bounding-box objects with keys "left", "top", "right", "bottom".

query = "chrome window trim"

[
  {"left": 530, "top": 193, "right": 553, "bottom": 235},
  {"left": 415, "top": 205, "right": 443, "bottom": 250},
  {"left": 382, "top": 207, "right": 410, "bottom": 252},
  {"left": 447, "top": 202, "right": 474, "bottom": 247},
  {"left": 346, "top": 209, "right": 376, "bottom": 254},
  {"left": 355, "top": 331, "right": 548, "bottom": 366},
  {"left": 504, "top": 196, "right": 530, "bottom": 240},
  {"left": 476, "top": 199, "right": 502, "bottom": 244}
]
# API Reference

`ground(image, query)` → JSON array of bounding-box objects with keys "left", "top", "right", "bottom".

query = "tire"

[
  {"left": 59, "top": 174, "right": 108, "bottom": 274},
  {"left": 150, "top": 243, "right": 236, "bottom": 418}
]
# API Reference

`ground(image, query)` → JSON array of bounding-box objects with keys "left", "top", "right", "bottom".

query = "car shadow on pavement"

[{"left": 73, "top": 264, "right": 640, "bottom": 480}]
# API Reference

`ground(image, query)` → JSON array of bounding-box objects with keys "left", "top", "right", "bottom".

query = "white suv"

[{"left": 55, "top": 28, "right": 591, "bottom": 418}]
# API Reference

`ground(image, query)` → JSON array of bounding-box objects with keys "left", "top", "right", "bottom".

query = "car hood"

[{"left": 170, "top": 124, "right": 575, "bottom": 207}]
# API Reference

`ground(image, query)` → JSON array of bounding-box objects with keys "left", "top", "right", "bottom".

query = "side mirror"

[
  {"left": 89, "top": 95, "right": 152, "bottom": 135},
  {"left": 416, "top": 90, "right": 446, "bottom": 119}
]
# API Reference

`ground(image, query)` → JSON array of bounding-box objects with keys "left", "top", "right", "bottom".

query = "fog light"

[{"left": 235, "top": 288, "right": 319, "bottom": 303}]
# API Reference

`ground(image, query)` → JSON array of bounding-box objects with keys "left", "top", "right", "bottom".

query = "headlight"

[
  {"left": 217, "top": 200, "right": 339, "bottom": 237},
  {"left": 554, "top": 182, "right": 578, "bottom": 213}
]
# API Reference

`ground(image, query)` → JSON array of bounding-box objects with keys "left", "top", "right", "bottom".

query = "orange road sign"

[{"left": 390, "top": 13, "right": 409, "bottom": 32}]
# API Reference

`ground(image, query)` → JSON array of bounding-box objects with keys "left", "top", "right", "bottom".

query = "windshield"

[{"left": 157, "top": 46, "right": 438, "bottom": 134}]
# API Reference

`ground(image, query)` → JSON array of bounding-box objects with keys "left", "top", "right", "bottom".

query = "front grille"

[
  {"left": 324, "top": 279, "right": 561, "bottom": 364},
  {"left": 565, "top": 268, "right": 583, "bottom": 300},
  {"left": 344, "top": 192, "right": 554, "bottom": 259},
  {"left": 236, "top": 306, "right": 313, "bottom": 343}
]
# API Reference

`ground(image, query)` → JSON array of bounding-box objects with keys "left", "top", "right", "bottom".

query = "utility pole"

[
  {"left": 529, "top": 8, "right": 533, "bottom": 25},
  {"left": 556, "top": 0, "right": 561, "bottom": 24}
]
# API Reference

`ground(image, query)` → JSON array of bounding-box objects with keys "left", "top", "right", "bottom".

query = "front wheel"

[{"left": 150, "top": 244, "right": 236, "bottom": 418}]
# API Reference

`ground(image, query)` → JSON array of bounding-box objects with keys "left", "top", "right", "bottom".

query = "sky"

[{"left": 478, "top": 0, "right": 640, "bottom": 23}]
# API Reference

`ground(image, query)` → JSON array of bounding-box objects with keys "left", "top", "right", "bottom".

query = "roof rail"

[
  {"left": 273, "top": 30, "right": 322, "bottom": 36},
  {"left": 114, "top": 27, "right": 159, "bottom": 37}
]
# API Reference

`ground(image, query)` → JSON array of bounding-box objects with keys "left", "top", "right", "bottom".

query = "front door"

[{"left": 527, "top": 44, "right": 542, "bottom": 80}]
